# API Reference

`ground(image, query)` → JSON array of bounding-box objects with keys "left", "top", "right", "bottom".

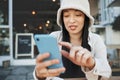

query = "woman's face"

[{"left": 63, "top": 9, "right": 85, "bottom": 35}]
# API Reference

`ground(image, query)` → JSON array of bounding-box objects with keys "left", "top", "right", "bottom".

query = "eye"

[
  {"left": 76, "top": 13, "right": 83, "bottom": 16},
  {"left": 76, "top": 14, "right": 82, "bottom": 16},
  {"left": 63, "top": 13, "right": 69, "bottom": 17},
  {"left": 64, "top": 15, "right": 69, "bottom": 17}
]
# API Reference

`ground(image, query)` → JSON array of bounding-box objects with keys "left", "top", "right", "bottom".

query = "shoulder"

[
  {"left": 49, "top": 31, "right": 62, "bottom": 37},
  {"left": 50, "top": 31, "right": 61, "bottom": 35},
  {"left": 49, "top": 31, "right": 62, "bottom": 41},
  {"left": 89, "top": 31, "right": 106, "bottom": 46},
  {"left": 89, "top": 32, "right": 105, "bottom": 46},
  {"left": 89, "top": 32, "right": 103, "bottom": 41}
]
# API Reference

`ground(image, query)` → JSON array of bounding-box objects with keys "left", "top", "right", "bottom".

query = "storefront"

[
  {"left": 0, "top": 0, "right": 60, "bottom": 66},
  {"left": 0, "top": 0, "right": 11, "bottom": 66}
]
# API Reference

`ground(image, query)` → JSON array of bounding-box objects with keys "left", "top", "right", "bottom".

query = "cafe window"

[
  {"left": 13, "top": 0, "right": 60, "bottom": 58},
  {"left": 0, "top": 0, "right": 8, "bottom": 25},
  {"left": 0, "top": 0, "right": 9, "bottom": 56},
  {"left": 0, "top": 28, "right": 9, "bottom": 56}
]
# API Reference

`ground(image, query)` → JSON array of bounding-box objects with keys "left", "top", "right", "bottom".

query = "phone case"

[{"left": 34, "top": 34, "right": 63, "bottom": 69}]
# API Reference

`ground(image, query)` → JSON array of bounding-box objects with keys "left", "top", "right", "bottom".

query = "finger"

[
  {"left": 48, "top": 67, "right": 66, "bottom": 74},
  {"left": 43, "top": 72, "right": 60, "bottom": 77},
  {"left": 36, "top": 53, "right": 50, "bottom": 64},
  {"left": 59, "top": 42, "right": 72, "bottom": 49},
  {"left": 81, "top": 49, "right": 91, "bottom": 66},
  {"left": 69, "top": 47, "right": 78, "bottom": 59},
  {"left": 48, "top": 68, "right": 66, "bottom": 77},
  {"left": 76, "top": 51, "right": 84, "bottom": 65},
  {"left": 76, "top": 52, "right": 82, "bottom": 63},
  {"left": 40, "top": 67, "right": 66, "bottom": 77},
  {"left": 43, "top": 73, "right": 59, "bottom": 77},
  {"left": 82, "top": 53, "right": 91, "bottom": 66},
  {"left": 36, "top": 59, "right": 60, "bottom": 69},
  {"left": 61, "top": 50, "right": 70, "bottom": 59},
  {"left": 69, "top": 46, "right": 83, "bottom": 59},
  {"left": 38, "top": 68, "right": 47, "bottom": 74},
  {"left": 77, "top": 48, "right": 85, "bottom": 58}
]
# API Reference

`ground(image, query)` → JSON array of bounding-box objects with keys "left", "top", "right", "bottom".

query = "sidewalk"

[{"left": 0, "top": 65, "right": 35, "bottom": 80}]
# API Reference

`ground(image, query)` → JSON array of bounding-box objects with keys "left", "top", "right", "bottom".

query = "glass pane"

[
  {"left": 0, "top": 28, "right": 10, "bottom": 55},
  {"left": 0, "top": 0, "right": 9, "bottom": 25},
  {"left": 13, "top": 0, "right": 60, "bottom": 59}
]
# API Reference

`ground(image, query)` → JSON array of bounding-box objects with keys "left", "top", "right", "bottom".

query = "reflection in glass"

[
  {"left": 0, "top": 28, "right": 9, "bottom": 55},
  {"left": 0, "top": 0, "right": 8, "bottom": 25}
]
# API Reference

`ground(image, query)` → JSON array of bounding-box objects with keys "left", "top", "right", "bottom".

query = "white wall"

[
  {"left": 106, "top": 25, "right": 120, "bottom": 48},
  {"left": 0, "top": 56, "right": 11, "bottom": 66}
]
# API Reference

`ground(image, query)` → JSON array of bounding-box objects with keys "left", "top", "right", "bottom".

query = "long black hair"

[
  {"left": 61, "top": 14, "right": 91, "bottom": 52},
  {"left": 60, "top": 13, "right": 91, "bottom": 78}
]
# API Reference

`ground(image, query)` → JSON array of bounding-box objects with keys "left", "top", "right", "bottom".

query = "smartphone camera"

[{"left": 36, "top": 38, "right": 40, "bottom": 41}]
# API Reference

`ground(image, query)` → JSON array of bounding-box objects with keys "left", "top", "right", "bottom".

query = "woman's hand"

[
  {"left": 35, "top": 53, "right": 65, "bottom": 78},
  {"left": 59, "top": 42, "right": 95, "bottom": 70}
]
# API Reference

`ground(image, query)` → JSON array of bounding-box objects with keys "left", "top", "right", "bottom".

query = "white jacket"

[{"left": 33, "top": 31, "right": 111, "bottom": 80}]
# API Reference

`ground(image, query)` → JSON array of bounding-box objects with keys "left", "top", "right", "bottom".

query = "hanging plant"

[{"left": 112, "top": 15, "right": 120, "bottom": 31}]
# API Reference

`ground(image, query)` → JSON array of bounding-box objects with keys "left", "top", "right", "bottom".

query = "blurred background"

[{"left": 0, "top": 0, "right": 120, "bottom": 79}]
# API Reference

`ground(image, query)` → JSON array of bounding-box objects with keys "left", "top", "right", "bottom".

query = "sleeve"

[
  {"left": 33, "top": 69, "right": 46, "bottom": 80},
  {"left": 33, "top": 69, "right": 39, "bottom": 80},
  {"left": 82, "top": 34, "right": 112, "bottom": 80},
  {"left": 33, "top": 67, "right": 64, "bottom": 80}
]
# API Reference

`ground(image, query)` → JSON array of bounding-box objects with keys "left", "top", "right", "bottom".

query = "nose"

[{"left": 69, "top": 16, "right": 75, "bottom": 23}]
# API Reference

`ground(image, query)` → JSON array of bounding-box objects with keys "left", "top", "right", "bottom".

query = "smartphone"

[{"left": 34, "top": 34, "right": 64, "bottom": 69}]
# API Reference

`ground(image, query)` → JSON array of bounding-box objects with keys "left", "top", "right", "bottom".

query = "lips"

[{"left": 69, "top": 25, "right": 77, "bottom": 30}]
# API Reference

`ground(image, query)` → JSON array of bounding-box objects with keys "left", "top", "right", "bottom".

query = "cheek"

[
  {"left": 63, "top": 19, "right": 68, "bottom": 27},
  {"left": 79, "top": 18, "right": 85, "bottom": 26},
  {"left": 81, "top": 21, "right": 85, "bottom": 27},
  {"left": 77, "top": 19, "right": 85, "bottom": 30}
]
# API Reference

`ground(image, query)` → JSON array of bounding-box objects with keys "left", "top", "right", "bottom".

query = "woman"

[{"left": 34, "top": 0, "right": 111, "bottom": 80}]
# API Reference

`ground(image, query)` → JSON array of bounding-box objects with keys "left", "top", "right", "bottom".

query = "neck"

[{"left": 69, "top": 33, "right": 82, "bottom": 46}]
